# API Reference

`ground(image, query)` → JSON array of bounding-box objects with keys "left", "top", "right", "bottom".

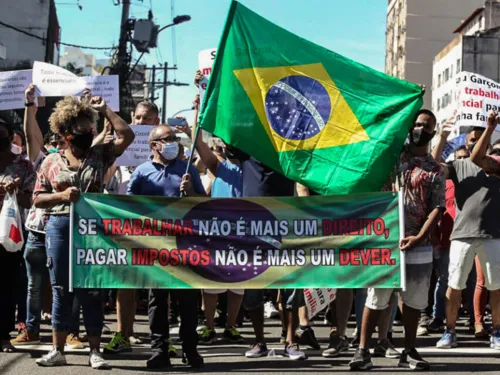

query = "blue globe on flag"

[{"left": 264, "top": 75, "right": 331, "bottom": 141}]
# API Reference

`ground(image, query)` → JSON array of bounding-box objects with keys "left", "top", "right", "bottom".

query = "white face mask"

[
  {"left": 11, "top": 143, "right": 22, "bottom": 155},
  {"left": 159, "top": 142, "right": 179, "bottom": 160}
]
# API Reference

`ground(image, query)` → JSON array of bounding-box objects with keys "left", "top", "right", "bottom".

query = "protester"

[
  {"left": 350, "top": 109, "right": 445, "bottom": 371},
  {"left": 178, "top": 93, "right": 245, "bottom": 344},
  {"left": 0, "top": 118, "right": 36, "bottom": 353},
  {"left": 127, "top": 124, "right": 205, "bottom": 369},
  {"left": 104, "top": 100, "right": 161, "bottom": 354},
  {"left": 431, "top": 112, "right": 500, "bottom": 351},
  {"left": 33, "top": 94, "right": 134, "bottom": 368}
]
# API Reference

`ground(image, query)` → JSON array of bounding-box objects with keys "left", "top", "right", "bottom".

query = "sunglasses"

[{"left": 153, "top": 136, "right": 180, "bottom": 143}]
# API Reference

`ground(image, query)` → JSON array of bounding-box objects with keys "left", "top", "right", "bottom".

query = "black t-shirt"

[{"left": 241, "top": 156, "right": 295, "bottom": 197}]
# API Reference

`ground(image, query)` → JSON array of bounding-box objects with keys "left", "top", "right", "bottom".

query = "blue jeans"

[
  {"left": 46, "top": 215, "right": 104, "bottom": 337},
  {"left": 24, "top": 231, "right": 47, "bottom": 334},
  {"left": 432, "top": 251, "right": 449, "bottom": 321}
]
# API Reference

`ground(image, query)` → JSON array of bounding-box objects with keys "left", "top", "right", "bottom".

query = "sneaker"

[
  {"left": 349, "top": 348, "right": 373, "bottom": 371},
  {"left": 398, "top": 348, "right": 430, "bottom": 370},
  {"left": 11, "top": 330, "right": 40, "bottom": 346},
  {"left": 182, "top": 350, "right": 204, "bottom": 368},
  {"left": 280, "top": 330, "right": 287, "bottom": 344},
  {"left": 322, "top": 333, "right": 349, "bottom": 358},
  {"left": 295, "top": 326, "right": 320, "bottom": 350},
  {"left": 129, "top": 335, "right": 143, "bottom": 345},
  {"left": 36, "top": 348, "right": 67, "bottom": 367},
  {"left": 167, "top": 338, "right": 177, "bottom": 357},
  {"left": 490, "top": 328, "right": 500, "bottom": 349},
  {"left": 89, "top": 350, "right": 111, "bottom": 369},
  {"left": 198, "top": 327, "right": 216, "bottom": 344},
  {"left": 147, "top": 352, "right": 171, "bottom": 369},
  {"left": 436, "top": 330, "right": 458, "bottom": 349},
  {"left": 223, "top": 327, "right": 244, "bottom": 343},
  {"left": 374, "top": 338, "right": 401, "bottom": 359},
  {"left": 428, "top": 318, "right": 445, "bottom": 333},
  {"left": 103, "top": 332, "right": 132, "bottom": 353},
  {"left": 66, "top": 333, "right": 85, "bottom": 349},
  {"left": 264, "top": 301, "right": 279, "bottom": 319},
  {"left": 245, "top": 343, "right": 268, "bottom": 358},
  {"left": 284, "top": 343, "right": 306, "bottom": 360},
  {"left": 417, "top": 325, "right": 429, "bottom": 336}
]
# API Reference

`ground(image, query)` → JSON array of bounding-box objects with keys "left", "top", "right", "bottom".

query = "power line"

[{"left": 0, "top": 20, "right": 116, "bottom": 50}]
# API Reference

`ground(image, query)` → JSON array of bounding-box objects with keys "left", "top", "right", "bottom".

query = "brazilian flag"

[{"left": 198, "top": 1, "right": 423, "bottom": 195}]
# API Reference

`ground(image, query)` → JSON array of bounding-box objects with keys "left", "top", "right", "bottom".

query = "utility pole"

[
  {"left": 162, "top": 62, "right": 168, "bottom": 123},
  {"left": 115, "top": 0, "right": 131, "bottom": 121},
  {"left": 150, "top": 65, "right": 156, "bottom": 102}
]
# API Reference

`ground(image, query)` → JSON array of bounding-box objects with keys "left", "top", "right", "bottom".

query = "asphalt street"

[{"left": 1, "top": 313, "right": 499, "bottom": 374}]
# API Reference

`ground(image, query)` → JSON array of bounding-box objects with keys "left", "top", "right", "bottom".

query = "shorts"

[
  {"left": 366, "top": 262, "right": 432, "bottom": 311},
  {"left": 203, "top": 289, "right": 244, "bottom": 295},
  {"left": 448, "top": 238, "right": 500, "bottom": 291},
  {"left": 279, "top": 289, "right": 306, "bottom": 311}
]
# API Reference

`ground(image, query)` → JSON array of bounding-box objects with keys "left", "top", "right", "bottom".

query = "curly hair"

[{"left": 49, "top": 96, "right": 98, "bottom": 135}]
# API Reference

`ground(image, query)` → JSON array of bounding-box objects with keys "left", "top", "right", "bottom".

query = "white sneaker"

[
  {"left": 89, "top": 350, "right": 111, "bottom": 370},
  {"left": 264, "top": 301, "right": 279, "bottom": 319},
  {"left": 36, "top": 348, "right": 67, "bottom": 367}
]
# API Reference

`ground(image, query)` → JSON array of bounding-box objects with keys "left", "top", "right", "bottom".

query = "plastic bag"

[{"left": 0, "top": 192, "right": 25, "bottom": 252}]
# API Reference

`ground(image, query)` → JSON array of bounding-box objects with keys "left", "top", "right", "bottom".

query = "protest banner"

[
  {"left": 82, "top": 75, "right": 119, "bottom": 111},
  {"left": 304, "top": 288, "right": 336, "bottom": 318},
  {"left": 198, "top": 48, "right": 216, "bottom": 104},
  {"left": 33, "top": 61, "right": 86, "bottom": 97},
  {"left": 70, "top": 191, "right": 403, "bottom": 290},
  {"left": 115, "top": 125, "right": 154, "bottom": 167},
  {"left": 0, "top": 70, "right": 32, "bottom": 110},
  {"left": 455, "top": 71, "right": 500, "bottom": 129}
]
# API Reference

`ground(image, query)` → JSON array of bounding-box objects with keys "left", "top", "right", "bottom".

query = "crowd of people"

[{"left": 0, "top": 70, "right": 499, "bottom": 372}]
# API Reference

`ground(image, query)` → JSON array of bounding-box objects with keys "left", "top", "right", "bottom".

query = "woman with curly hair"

[{"left": 33, "top": 94, "right": 134, "bottom": 369}]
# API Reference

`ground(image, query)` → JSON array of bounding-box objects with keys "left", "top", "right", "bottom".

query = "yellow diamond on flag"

[{"left": 233, "top": 63, "right": 369, "bottom": 152}]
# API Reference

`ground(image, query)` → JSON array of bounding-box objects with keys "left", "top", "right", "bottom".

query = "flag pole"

[
  {"left": 398, "top": 188, "right": 406, "bottom": 292},
  {"left": 180, "top": 126, "right": 201, "bottom": 197}
]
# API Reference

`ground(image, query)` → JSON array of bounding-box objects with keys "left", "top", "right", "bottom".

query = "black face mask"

[
  {"left": 0, "top": 137, "right": 11, "bottom": 152},
  {"left": 69, "top": 131, "right": 94, "bottom": 151},
  {"left": 411, "top": 128, "right": 435, "bottom": 147},
  {"left": 224, "top": 147, "right": 245, "bottom": 160}
]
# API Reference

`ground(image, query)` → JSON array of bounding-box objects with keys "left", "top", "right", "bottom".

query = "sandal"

[
  {"left": 1, "top": 341, "right": 17, "bottom": 353},
  {"left": 475, "top": 324, "right": 489, "bottom": 338}
]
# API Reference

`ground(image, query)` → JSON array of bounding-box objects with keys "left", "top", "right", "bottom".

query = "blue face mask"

[{"left": 48, "top": 148, "right": 59, "bottom": 154}]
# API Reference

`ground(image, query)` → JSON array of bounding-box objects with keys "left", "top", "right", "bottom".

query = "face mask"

[
  {"left": 224, "top": 147, "right": 245, "bottom": 160},
  {"left": 159, "top": 142, "right": 179, "bottom": 160},
  {"left": 11, "top": 143, "right": 22, "bottom": 155},
  {"left": 0, "top": 137, "right": 11, "bottom": 152},
  {"left": 48, "top": 148, "right": 59, "bottom": 154},
  {"left": 411, "top": 128, "right": 435, "bottom": 147},
  {"left": 69, "top": 131, "right": 94, "bottom": 151}
]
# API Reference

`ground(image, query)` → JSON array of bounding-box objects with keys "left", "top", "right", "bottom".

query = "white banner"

[
  {"left": 115, "top": 125, "right": 154, "bottom": 167},
  {"left": 198, "top": 48, "right": 216, "bottom": 104},
  {"left": 304, "top": 288, "right": 336, "bottom": 319},
  {"left": 33, "top": 61, "right": 86, "bottom": 97},
  {"left": 83, "top": 75, "right": 119, "bottom": 112},
  {"left": 456, "top": 71, "right": 500, "bottom": 128},
  {"left": 0, "top": 70, "right": 32, "bottom": 110}
]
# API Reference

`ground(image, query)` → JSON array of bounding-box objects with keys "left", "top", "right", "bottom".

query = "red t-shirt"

[{"left": 436, "top": 179, "right": 456, "bottom": 250}]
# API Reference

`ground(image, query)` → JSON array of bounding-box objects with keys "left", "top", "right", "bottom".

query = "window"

[
  {"left": 438, "top": 74, "right": 442, "bottom": 87},
  {"left": 456, "top": 59, "right": 461, "bottom": 74},
  {"left": 444, "top": 68, "right": 450, "bottom": 82},
  {"left": 437, "top": 98, "right": 441, "bottom": 111}
]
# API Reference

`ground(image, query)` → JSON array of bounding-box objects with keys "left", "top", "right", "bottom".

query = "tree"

[{"left": 64, "top": 62, "right": 84, "bottom": 76}]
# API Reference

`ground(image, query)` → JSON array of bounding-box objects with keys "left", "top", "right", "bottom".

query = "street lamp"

[{"left": 172, "top": 106, "right": 195, "bottom": 117}]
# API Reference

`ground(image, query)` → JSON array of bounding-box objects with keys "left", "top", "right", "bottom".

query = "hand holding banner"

[{"left": 33, "top": 61, "right": 86, "bottom": 97}]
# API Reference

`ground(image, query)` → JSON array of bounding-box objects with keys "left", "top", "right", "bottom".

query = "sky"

[{"left": 56, "top": 0, "right": 387, "bottom": 119}]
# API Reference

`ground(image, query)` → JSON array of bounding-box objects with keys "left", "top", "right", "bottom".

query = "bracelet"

[{"left": 25, "top": 102, "right": 35, "bottom": 107}]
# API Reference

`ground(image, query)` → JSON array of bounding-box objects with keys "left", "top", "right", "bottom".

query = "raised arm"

[
  {"left": 470, "top": 111, "right": 500, "bottom": 175},
  {"left": 296, "top": 183, "right": 310, "bottom": 196},
  {"left": 431, "top": 115, "right": 454, "bottom": 178},
  {"left": 23, "top": 84, "right": 44, "bottom": 162}
]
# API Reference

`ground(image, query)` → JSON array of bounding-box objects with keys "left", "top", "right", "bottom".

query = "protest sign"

[
  {"left": 82, "top": 75, "right": 119, "bottom": 112},
  {"left": 33, "top": 61, "right": 86, "bottom": 97},
  {"left": 115, "top": 125, "right": 154, "bottom": 167},
  {"left": 0, "top": 70, "right": 32, "bottom": 110},
  {"left": 442, "top": 133, "right": 466, "bottom": 161},
  {"left": 304, "top": 288, "right": 336, "bottom": 318},
  {"left": 70, "top": 192, "right": 402, "bottom": 290},
  {"left": 198, "top": 48, "right": 216, "bottom": 104}
]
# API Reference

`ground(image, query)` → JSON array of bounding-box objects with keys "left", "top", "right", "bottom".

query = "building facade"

[{"left": 385, "top": 0, "right": 484, "bottom": 108}]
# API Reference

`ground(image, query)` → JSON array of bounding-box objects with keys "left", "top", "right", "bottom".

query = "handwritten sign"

[
  {"left": 0, "top": 70, "right": 32, "bottom": 110},
  {"left": 83, "top": 75, "right": 119, "bottom": 112},
  {"left": 115, "top": 125, "right": 154, "bottom": 167},
  {"left": 33, "top": 61, "right": 86, "bottom": 97}
]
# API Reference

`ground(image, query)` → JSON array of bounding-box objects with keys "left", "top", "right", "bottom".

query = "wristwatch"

[{"left": 25, "top": 102, "right": 35, "bottom": 107}]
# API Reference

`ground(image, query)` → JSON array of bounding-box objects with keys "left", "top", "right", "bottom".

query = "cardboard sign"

[
  {"left": 83, "top": 75, "right": 119, "bottom": 112},
  {"left": 0, "top": 70, "right": 32, "bottom": 110},
  {"left": 198, "top": 48, "right": 217, "bottom": 104},
  {"left": 115, "top": 125, "right": 154, "bottom": 167},
  {"left": 455, "top": 71, "right": 500, "bottom": 129},
  {"left": 304, "top": 288, "right": 336, "bottom": 318},
  {"left": 33, "top": 61, "right": 86, "bottom": 97}
]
